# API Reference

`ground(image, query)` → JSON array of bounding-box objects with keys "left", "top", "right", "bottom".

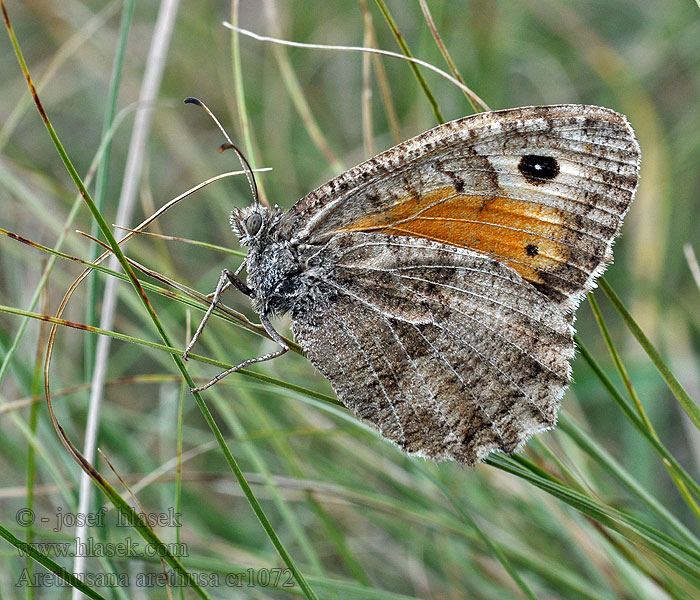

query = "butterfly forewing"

[{"left": 283, "top": 105, "right": 640, "bottom": 311}]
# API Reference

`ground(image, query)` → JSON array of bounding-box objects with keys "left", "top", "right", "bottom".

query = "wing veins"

[
  {"left": 325, "top": 306, "right": 405, "bottom": 443},
  {"left": 406, "top": 215, "right": 612, "bottom": 246},
  {"left": 320, "top": 265, "right": 565, "bottom": 391},
  {"left": 346, "top": 260, "right": 569, "bottom": 349},
  {"left": 409, "top": 323, "right": 509, "bottom": 450},
  {"left": 329, "top": 239, "right": 567, "bottom": 333},
  {"left": 322, "top": 277, "right": 512, "bottom": 447},
  {"left": 323, "top": 286, "right": 454, "bottom": 446},
  {"left": 368, "top": 226, "right": 595, "bottom": 285},
  {"left": 394, "top": 274, "right": 565, "bottom": 381}
]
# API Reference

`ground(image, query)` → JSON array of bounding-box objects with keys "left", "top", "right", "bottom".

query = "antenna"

[{"left": 184, "top": 97, "right": 260, "bottom": 206}]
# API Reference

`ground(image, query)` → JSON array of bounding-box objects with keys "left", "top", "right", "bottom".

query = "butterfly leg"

[
  {"left": 190, "top": 312, "right": 289, "bottom": 393},
  {"left": 183, "top": 263, "right": 249, "bottom": 361}
]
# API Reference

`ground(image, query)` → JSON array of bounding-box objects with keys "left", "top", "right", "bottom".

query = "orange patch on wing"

[{"left": 338, "top": 186, "right": 570, "bottom": 284}]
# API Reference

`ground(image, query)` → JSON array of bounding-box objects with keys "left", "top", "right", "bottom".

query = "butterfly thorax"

[{"left": 231, "top": 204, "right": 304, "bottom": 317}]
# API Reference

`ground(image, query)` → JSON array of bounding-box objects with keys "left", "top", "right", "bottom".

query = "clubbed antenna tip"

[{"left": 184, "top": 96, "right": 259, "bottom": 206}]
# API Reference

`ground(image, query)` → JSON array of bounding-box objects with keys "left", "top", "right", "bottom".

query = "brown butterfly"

[{"left": 185, "top": 104, "right": 640, "bottom": 465}]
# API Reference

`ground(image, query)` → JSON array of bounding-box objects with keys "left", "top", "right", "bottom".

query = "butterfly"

[{"left": 186, "top": 104, "right": 640, "bottom": 465}]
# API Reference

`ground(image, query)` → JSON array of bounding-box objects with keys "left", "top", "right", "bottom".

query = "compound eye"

[{"left": 245, "top": 213, "right": 262, "bottom": 236}]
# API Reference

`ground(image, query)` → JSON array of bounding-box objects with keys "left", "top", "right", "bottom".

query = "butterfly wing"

[
  {"left": 282, "top": 105, "right": 640, "bottom": 311},
  {"left": 291, "top": 232, "right": 574, "bottom": 465}
]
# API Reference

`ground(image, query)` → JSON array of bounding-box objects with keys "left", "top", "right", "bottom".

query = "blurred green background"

[{"left": 1, "top": 1, "right": 699, "bottom": 598}]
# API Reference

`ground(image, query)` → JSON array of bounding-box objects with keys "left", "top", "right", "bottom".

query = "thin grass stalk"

[
  {"left": 84, "top": 0, "right": 135, "bottom": 377},
  {"left": 361, "top": 0, "right": 375, "bottom": 158},
  {"left": 230, "top": 0, "right": 269, "bottom": 206},
  {"left": 1, "top": 374, "right": 206, "bottom": 416},
  {"left": 114, "top": 547, "right": 427, "bottom": 600},
  {"left": 23, "top": 290, "right": 48, "bottom": 600},
  {"left": 526, "top": 439, "right": 694, "bottom": 595},
  {"left": 97, "top": 448, "right": 179, "bottom": 595},
  {"left": 308, "top": 490, "right": 373, "bottom": 586},
  {"left": 0, "top": 387, "right": 75, "bottom": 502},
  {"left": 575, "top": 339, "right": 700, "bottom": 502},
  {"left": 374, "top": 0, "right": 444, "bottom": 124},
  {"left": 224, "top": 23, "right": 488, "bottom": 116},
  {"left": 416, "top": 464, "right": 538, "bottom": 600},
  {"left": 24, "top": 398, "right": 38, "bottom": 600},
  {"left": 79, "top": 7, "right": 135, "bottom": 594},
  {"left": 587, "top": 519, "right": 691, "bottom": 597},
  {"left": 490, "top": 456, "right": 700, "bottom": 588},
  {"left": 138, "top": 542, "right": 610, "bottom": 600},
  {"left": 112, "top": 226, "right": 247, "bottom": 256},
  {"left": 527, "top": 437, "right": 587, "bottom": 493},
  {"left": 230, "top": 393, "right": 373, "bottom": 584},
  {"left": 684, "top": 244, "right": 700, "bottom": 293},
  {"left": 0, "top": 0, "right": 121, "bottom": 151},
  {"left": 175, "top": 313, "right": 189, "bottom": 600},
  {"left": 0, "top": 107, "right": 134, "bottom": 397},
  {"left": 418, "top": 0, "right": 486, "bottom": 112},
  {"left": 589, "top": 293, "right": 700, "bottom": 520},
  {"left": 0, "top": 303, "right": 332, "bottom": 404},
  {"left": 559, "top": 415, "right": 700, "bottom": 550},
  {"left": 97, "top": 443, "right": 672, "bottom": 597},
  {"left": 0, "top": 99, "right": 140, "bottom": 401},
  {"left": 589, "top": 295, "right": 654, "bottom": 429},
  {"left": 0, "top": 109, "right": 140, "bottom": 548},
  {"left": 260, "top": 0, "right": 345, "bottom": 173},
  {"left": 0, "top": 523, "right": 107, "bottom": 599},
  {"left": 241, "top": 397, "right": 372, "bottom": 585},
  {"left": 208, "top": 386, "right": 325, "bottom": 575},
  {"left": 0, "top": 227, "right": 274, "bottom": 348},
  {"left": 358, "top": 0, "right": 402, "bottom": 144},
  {"left": 599, "top": 277, "right": 700, "bottom": 432}
]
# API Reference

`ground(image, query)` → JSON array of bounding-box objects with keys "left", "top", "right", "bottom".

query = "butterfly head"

[{"left": 230, "top": 204, "right": 282, "bottom": 247}]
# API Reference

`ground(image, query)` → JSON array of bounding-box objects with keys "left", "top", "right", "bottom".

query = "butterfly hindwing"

[{"left": 292, "top": 232, "right": 574, "bottom": 464}]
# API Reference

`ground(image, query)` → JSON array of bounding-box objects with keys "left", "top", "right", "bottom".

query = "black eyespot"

[
  {"left": 245, "top": 213, "right": 262, "bottom": 236},
  {"left": 518, "top": 155, "right": 559, "bottom": 184},
  {"left": 525, "top": 244, "right": 539, "bottom": 256}
]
